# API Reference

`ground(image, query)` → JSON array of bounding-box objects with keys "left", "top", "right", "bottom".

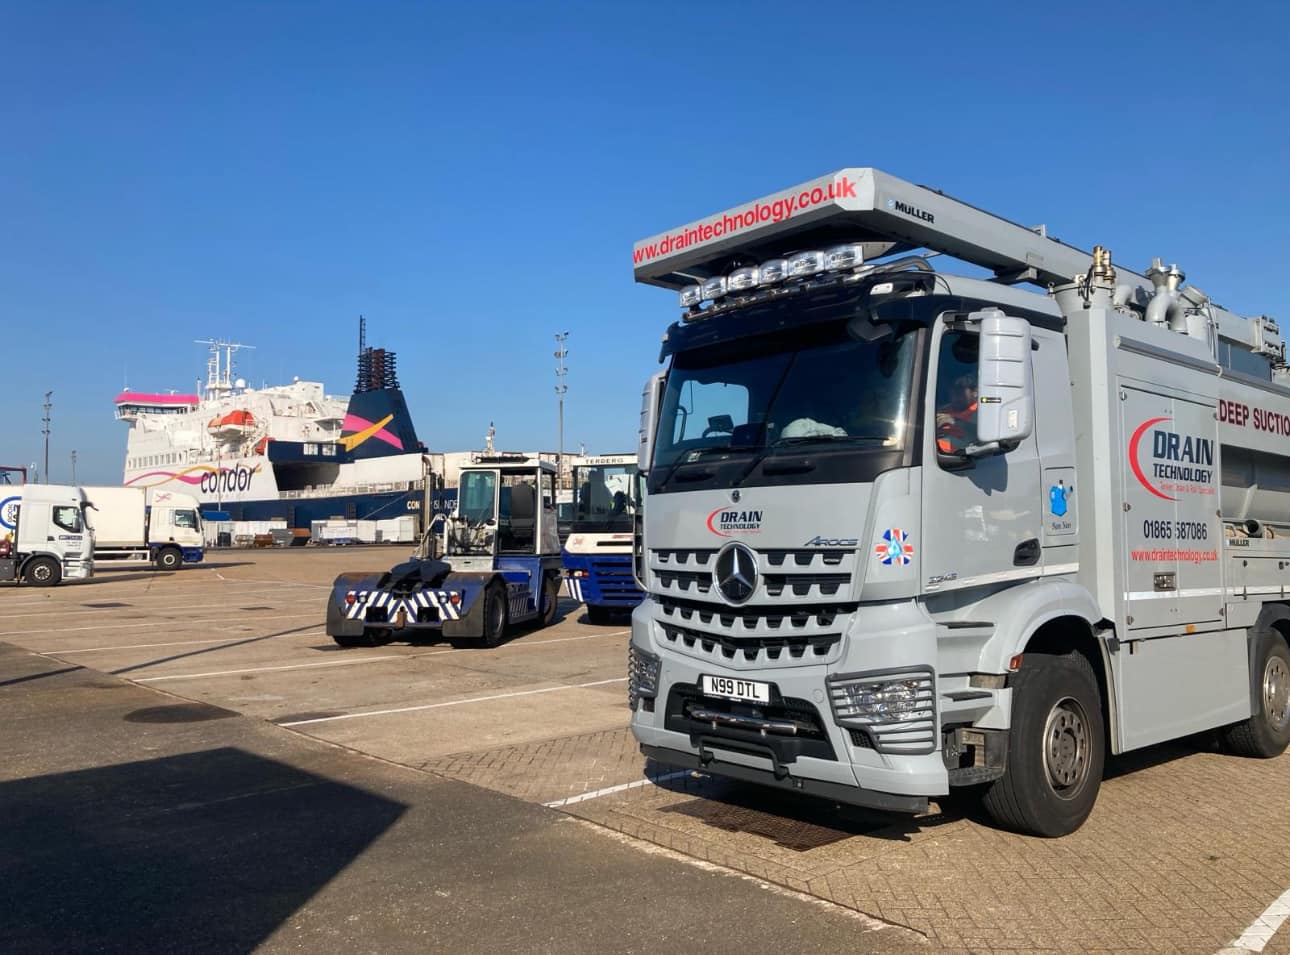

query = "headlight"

[{"left": 628, "top": 643, "right": 661, "bottom": 710}]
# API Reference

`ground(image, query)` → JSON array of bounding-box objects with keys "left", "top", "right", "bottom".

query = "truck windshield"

[
  {"left": 652, "top": 324, "right": 917, "bottom": 487},
  {"left": 572, "top": 464, "right": 638, "bottom": 533}
]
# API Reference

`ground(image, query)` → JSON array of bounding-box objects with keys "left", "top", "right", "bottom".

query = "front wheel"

[
  {"left": 538, "top": 574, "right": 559, "bottom": 628},
  {"left": 25, "top": 556, "right": 62, "bottom": 587},
  {"left": 1220, "top": 630, "right": 1290, "bottom": 758},
  {"left": 155, "top": 547, "right": 182, "bottom": 570},
  {"left": 481, "top": 583, "right": 508, "bottom": 648},
  {"left": 982, "top": 652, "right": 1105, "bottom": 837}
]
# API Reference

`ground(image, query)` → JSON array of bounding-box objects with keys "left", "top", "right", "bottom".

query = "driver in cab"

[{"left": 936, "top": 373, "right": 978, "bottom": 453}]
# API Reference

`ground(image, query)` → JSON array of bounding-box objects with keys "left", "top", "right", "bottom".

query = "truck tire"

[
  {"left": 155, "top": 547, "right": 182, "bottom": 570},
  {"left": 326, "top": 598, "right": 375, "bottom": 648},
  {"left": 538, "top": 574, "right": 559, "bottom": 628},
  {"left": 1219, "top": 630, "right": 1290, "bottom": 758},
  {"left": 587, "top": 605, "right": 614, "bottom": 625},
  {"left": 482, "top": 583, "right": 508, "bottom": 648},
  {"left": 982, "top": 652, "right": 1105, "bottom": 837},
  {"left": 25, "top": 556, "right": 61, "bottom": 587}
]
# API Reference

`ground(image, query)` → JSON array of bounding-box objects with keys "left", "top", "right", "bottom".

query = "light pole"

[
  {"left": 554, "top": 331, "right": 568, "bottom": 484},
  {"left": 70, "top": 450, "right": 77, "bottom": 484},
  {"left": 42, "top": 391, "right": 52, "bottom": 483}
]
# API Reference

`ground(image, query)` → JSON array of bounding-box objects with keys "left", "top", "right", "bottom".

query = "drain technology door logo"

[{"left": 1128, "top": 416, "right": 1214, "bottom": 502}]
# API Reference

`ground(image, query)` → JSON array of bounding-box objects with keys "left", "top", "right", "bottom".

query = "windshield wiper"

[
  {"left": 654, "top": 443, "right": 757, "bottom": 489},
  {"left": 770, "top": 434, "right": 889, "bottom": 447},
  {"left": 733, "top": 434, "right": 889, "bottom": 485}
]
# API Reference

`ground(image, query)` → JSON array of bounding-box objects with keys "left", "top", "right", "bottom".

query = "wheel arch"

[
  {"left": 974, "top": 580, "right": 1117, "bottom": 753},
  {"left": 1247, "top": 602, "right": 1290, "bottom": 719}
]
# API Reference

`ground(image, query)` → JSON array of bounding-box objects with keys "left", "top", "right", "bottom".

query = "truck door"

[
  {"left": 922, "top": 323, "right": 1042, "bottom": 591},
  {"left": 1120, "top": 387, "right": 1222, "bottom": 630}
]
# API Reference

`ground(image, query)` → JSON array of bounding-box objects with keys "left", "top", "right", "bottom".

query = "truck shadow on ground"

[
  {"left": 647, "top": 760, "right": 957, "bottom": 849},
  {"left": 646, "top": 733, "right": 1224, "bottom": 849},
  {"left": 0, "top": 746, "right": 406, "bottom": 954}
]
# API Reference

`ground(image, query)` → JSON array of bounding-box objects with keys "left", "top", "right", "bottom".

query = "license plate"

[{"left": 700, "top": 674, "right": 770, "bottom": 704}]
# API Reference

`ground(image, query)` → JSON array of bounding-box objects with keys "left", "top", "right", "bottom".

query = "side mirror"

[
  {"left": 637, "top": 372, "right": 665, "bottom": 476},
  {"left": 971, "top": 309, "right": 1033, "bottom": 454}
]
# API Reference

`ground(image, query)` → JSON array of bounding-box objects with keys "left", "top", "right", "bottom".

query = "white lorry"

[
  {"left": 84, "top": 486, "right": 204, "bottom": 569},
  {"left": 0, "top": 484, "right": 95, "bottom": 586},
  {"left": 628, "top": 167, "right": 1290, "bottom": 836}
]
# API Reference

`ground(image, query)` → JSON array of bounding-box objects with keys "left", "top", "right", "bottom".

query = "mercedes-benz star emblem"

[{"left": 714, "top": 542, "right": 758, "bottom": 605}]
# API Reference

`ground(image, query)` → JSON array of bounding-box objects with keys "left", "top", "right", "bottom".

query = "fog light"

[
  {"left": 759, "top": 258, "right": 788, "bottom": 284},
  {"left": 824, "top": 243, "right": 865, "bottom": 271},
  {"left": 786, "top": 250, "right": 825, "bottom": 278},
  {"left": 449, "top": 592, "right": 461, "bottom": 606},
  {"left": 679, "top": 284, "right": 703, "bottom": 308},
  {"left": 701, "top": 275, "right": 728, "bottom": 300},
  {"left": 727, "top": 266, "right": 760, "bottom": 291}
]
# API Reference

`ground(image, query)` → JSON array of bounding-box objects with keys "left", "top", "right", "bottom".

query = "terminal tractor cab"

[{"left": 326, "top": 457, "right": 564, "bottom": 647}]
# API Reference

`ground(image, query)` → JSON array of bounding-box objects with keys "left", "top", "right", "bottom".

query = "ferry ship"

[{"left": 117, "top": 321, "right": 429, "bottom": 529}]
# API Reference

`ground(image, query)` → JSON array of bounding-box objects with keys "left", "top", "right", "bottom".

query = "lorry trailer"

[
  {"left": 627, "top": 167, "right": 1289, "bottom": 836},
  {"left": 0, "top": 484, "right": 95, "bottom": 586},
  {"left": 326, "top": 455, "right": 564, "bottom": 647},
  {"left": 563, "top": 453, "right": 645, "bottom": 622},
  {"left": 84, "top": 486, "right": 204, "bottom": 569}
]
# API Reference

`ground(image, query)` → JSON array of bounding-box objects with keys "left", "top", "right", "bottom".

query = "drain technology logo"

[
  {"left": 1128, "top": 416, "right": 1214, "bottom": 502},
  {"left": 706, "top": 506, "right": 763, "bottom": 536}
]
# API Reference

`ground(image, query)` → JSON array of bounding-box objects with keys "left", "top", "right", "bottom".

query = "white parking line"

[
  {"left": 279, "top": 677, "right": 627, "bottom": 726},
  {"left": 3, "top": 595, "right": 320, "bottom": 619},
  {"left": 5, "top": 613, "right": 318, "bottom": 637},
  {"left": 0, "top": 583, "right": 323, "bottom": 609},
  {"left": 52, "top": 637, "right": 275, "bottom": 655},
  {"left": 543, "top": 770, "right": 693, "bottom": 808},
  {"left": 42, "top": 627, "right": 621, "bottom": 655},
  {"left": 1223, "top": 888, "right": 1290, "bottom": 953}
]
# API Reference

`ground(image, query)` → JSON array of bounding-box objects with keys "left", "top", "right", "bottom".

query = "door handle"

[
  {"left": 47, "top": 535, "right": 55, "bottom": 541},
  {"left": 1013, "top": 538, "right": 1040, "bottom": 566}
]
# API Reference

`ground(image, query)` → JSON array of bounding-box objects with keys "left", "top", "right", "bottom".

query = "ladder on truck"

[{"left": 632, "top": 167, "right": 1282, "bottom": 369}]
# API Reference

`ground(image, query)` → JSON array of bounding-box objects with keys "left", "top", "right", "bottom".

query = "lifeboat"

[{"left": 207, "top": 409, "right": 257, "bottom": 438}]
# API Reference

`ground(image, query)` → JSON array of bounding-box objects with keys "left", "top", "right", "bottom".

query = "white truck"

[
  {"left": 628, "top": 167, "right": 1290, "bottom": 836},
  {"left": 84, "top": 486, "right": 204, "bottom": 569},
  {"left": 0, "top": 484, "right": 95, "bottom": 586}
]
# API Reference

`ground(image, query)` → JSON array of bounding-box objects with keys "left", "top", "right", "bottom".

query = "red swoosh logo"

[
  {"left": 706, "top": 507, "right": 727, "bottom": 536},
  {"left": 1128, "top": 416, "right": 1176, "bottom": 502}
]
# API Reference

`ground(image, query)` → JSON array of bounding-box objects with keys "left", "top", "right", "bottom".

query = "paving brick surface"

[{"left": 426, "top": 727, "right": 1290, "bottom": 954}]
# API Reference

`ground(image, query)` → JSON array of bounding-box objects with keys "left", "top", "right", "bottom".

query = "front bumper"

[{"left": 628, "top": 600, "right": 950, "bottom": 807}]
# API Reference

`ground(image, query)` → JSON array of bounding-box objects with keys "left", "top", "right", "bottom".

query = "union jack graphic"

[{"left": 874, "top": 528, "right": 914, "bottom": 566}]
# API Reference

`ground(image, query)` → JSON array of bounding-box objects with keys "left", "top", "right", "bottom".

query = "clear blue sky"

[{"left": 2, "top": 0, "right": 1287, "bottom": 484}]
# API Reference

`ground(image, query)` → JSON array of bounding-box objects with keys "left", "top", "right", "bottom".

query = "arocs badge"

[{"left": 874, "top": 528, "right": 914, "bottom": 566}]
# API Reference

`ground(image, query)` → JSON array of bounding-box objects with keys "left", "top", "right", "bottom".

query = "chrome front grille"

[
  {"left": 656, "top": 597, "right": 846, "bottom": 669},
  {"left": 649, "top": 547, "right": 857, "bottom": 606}
]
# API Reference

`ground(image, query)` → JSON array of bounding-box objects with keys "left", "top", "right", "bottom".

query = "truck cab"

[
  {"left": 562, "top": 453, "right": 645, "bottom": 623},
  {"left": 0, "top": 484, "right": 95, "bottom": 586},
  {"left": 326, "top": 456, "right": 564, "bottom": 647}
]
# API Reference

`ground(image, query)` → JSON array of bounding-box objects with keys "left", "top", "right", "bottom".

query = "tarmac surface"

[{"left": 3, "top": 548, "right": 1290, "bottom": 954}]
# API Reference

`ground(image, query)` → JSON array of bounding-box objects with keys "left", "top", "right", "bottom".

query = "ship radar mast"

[{"left": 194, "top": 339, "right": 255, "bottom": 400}]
